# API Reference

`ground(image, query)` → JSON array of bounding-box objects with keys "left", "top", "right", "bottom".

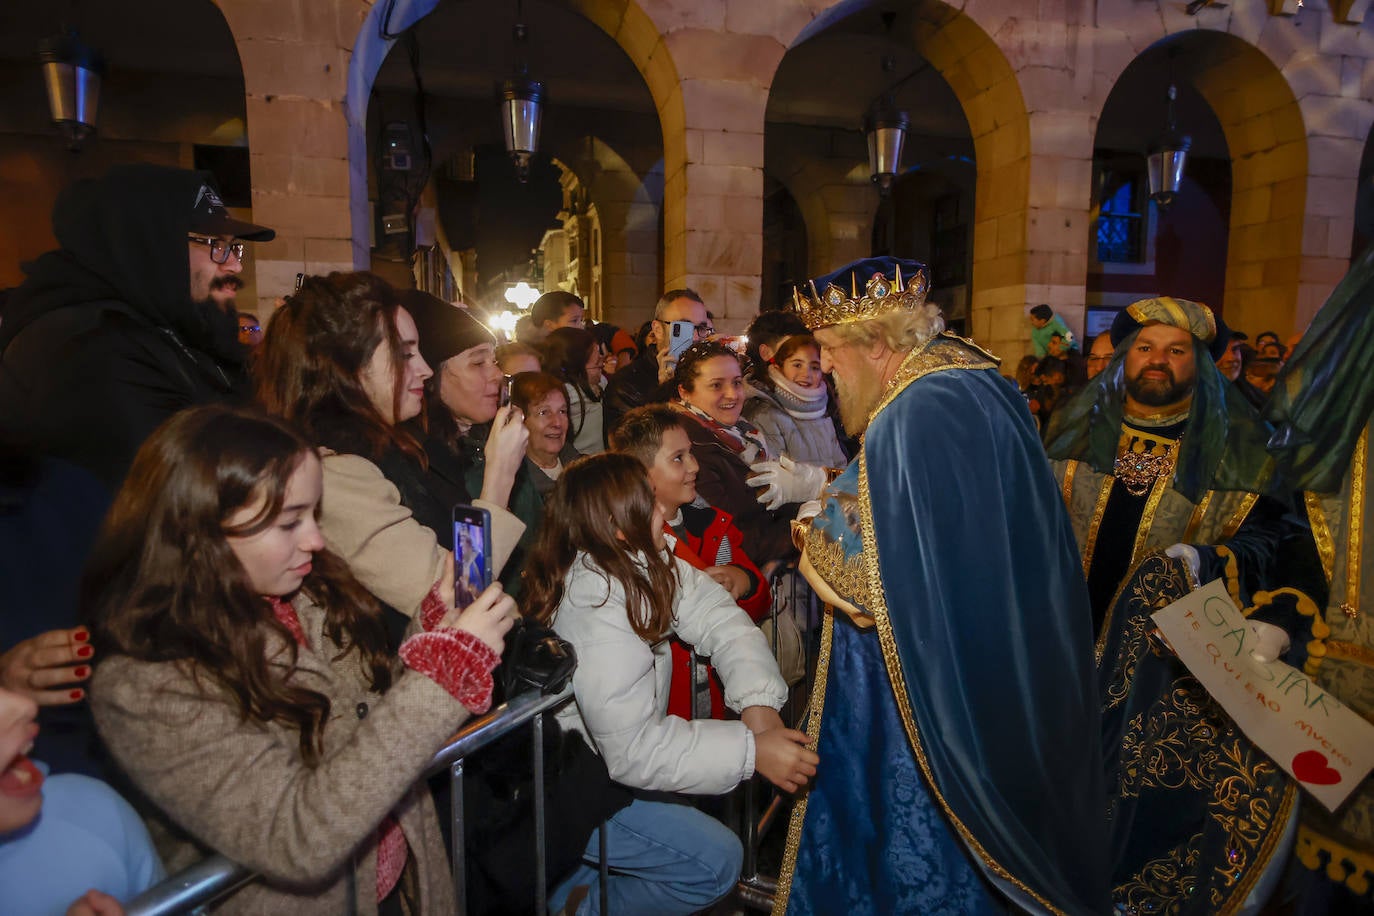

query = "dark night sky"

[{"left": 473, "top": 145, "right": 563, "bottom": 288}]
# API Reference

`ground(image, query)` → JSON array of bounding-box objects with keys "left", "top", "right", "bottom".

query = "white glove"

[
  {"left": 1247, "top": 620, "right": 1292, "bottom": 663},
  {"left": 746, "top": 455, "right": 827, "bottom": 510},
  {"left": 795, "top": 499, "right": 823, "bottom": 522},
  {"left": 1164, "top": 543, "right": 1201, "bottom": 582}
]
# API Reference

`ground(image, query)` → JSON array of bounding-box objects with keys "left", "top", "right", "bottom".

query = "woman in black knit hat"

[{"left": 399, "top": 289, "right": 542, "bottom": 591}]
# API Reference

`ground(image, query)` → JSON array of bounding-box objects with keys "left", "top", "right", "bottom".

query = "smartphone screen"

[
  {"left": 668, "top": 320, "right": 695, "bottom": 360},
  {"left": 452, "top": 504, "right": 493, "bottom": 607}
]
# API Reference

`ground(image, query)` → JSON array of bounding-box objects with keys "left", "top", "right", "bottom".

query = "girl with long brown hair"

[
  {"left": 521, "top": 452, "right": 816, "bottom": 916},
  {"left": 84, "top": 405, "right": 516, "bottom": 914}
]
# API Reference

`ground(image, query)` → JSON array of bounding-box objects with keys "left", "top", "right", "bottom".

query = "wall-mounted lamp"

[{"left": 500, "top": 1, "right": 543, "bottom": 182}]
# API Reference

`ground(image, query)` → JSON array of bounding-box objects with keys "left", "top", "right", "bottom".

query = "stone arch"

[
  {"left": 771, "top": 0, "right": 1031, "bottom": 357},
  {"left": 767, "top": 155, "right": 874, "bottom": 280},
  {"left": 548, "top": 135, "right": 664, "bottom": 330},
  {"left": 343, "top": 0, "right": 684, "bottom": 292},
  {"left": 1091, "top": 2, "right": 1370, "bottom": 333}
]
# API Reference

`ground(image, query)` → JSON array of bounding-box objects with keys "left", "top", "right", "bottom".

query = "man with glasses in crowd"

[
  {"left": 0, "top": 163, "right": 274, "bottom": 489},
  {"left": 603, "top": 287, "right": 714, "bottom": 437}
]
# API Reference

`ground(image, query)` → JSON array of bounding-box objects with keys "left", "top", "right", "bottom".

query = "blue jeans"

[{"left": 548, "top": 795, "right": 742, "bottom": 915}]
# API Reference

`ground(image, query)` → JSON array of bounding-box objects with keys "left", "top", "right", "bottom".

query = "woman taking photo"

[
  {"left": 256, "top": 275, "right": 528, "bottom": 616},
  {"left": 401, "top": 291, "right": 543, "bottom": 587},
  {"left": 85, "top": 406, "right": 516, "bottom": 914},
  {"left": 541, "top": 326, "right": 607, "bottom": 455}
]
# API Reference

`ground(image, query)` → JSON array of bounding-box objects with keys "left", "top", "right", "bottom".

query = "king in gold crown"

[{"left": 789, "top": 258, "right": 932, "bottom": 331}]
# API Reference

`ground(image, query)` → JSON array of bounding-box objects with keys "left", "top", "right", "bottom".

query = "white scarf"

[{"left": 766, "top": 365, "right": 829, "bottom": 421}]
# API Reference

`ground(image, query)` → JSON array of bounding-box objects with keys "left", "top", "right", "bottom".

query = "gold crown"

[{"left": 790, "top": 263, "right": 931, "bottom": 331}]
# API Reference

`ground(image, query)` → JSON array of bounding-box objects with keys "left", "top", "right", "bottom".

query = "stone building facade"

[{"left": 5, "top": 0, "right": 1374, "bottom": 361}]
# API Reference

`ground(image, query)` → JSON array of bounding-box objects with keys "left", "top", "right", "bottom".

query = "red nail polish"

[
  {"left": 73, "top": 666, "right": 90, "bottom": 679},
  {"left": 75, "top": 646, "right": 93, "bottom": 658},
  {"left": 69, "top": 689, "right": 84, "bottom": 700},
  {"left": 73, "top": 630, "right": 89, "bottom": 642}
]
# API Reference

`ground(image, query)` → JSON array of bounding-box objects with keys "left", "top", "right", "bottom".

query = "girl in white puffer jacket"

[{"left": 522, "top": 452, "right": 818, "bottom": 916}]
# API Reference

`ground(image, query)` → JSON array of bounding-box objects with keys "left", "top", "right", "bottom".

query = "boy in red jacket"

[{"left": 611, "top": 405, "right": 770, "bottom": 718}]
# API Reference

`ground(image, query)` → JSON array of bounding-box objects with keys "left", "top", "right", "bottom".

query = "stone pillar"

[{"left": 215, "top": 0, "right": 366, "bottom": 313}]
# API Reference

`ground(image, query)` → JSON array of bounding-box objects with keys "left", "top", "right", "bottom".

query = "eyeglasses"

[{"left": 188, "top": 235, "right": 246, "bottom": 264}]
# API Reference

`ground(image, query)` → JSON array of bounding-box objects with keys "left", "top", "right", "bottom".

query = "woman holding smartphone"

[
  {"left": 256, "top": 273, "right": 528, "bottom": 618},
  {"left": 86, "top": 406, "right": 515, "bottom": 914},
  {"left": 401, "top": 290, "right": 545, "bottom": 588}
]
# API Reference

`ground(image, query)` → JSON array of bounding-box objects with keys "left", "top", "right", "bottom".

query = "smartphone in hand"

[
  {"left": 667, "top": 320, "right": 696, "bottom": 360},
  {"left": 452, "top": 504, "right": 493, "bottom": 607}
]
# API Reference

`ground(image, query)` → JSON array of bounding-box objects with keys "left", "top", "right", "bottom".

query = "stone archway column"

[{"left": 214, "top": 0, "right": 371, "bottom": 313}]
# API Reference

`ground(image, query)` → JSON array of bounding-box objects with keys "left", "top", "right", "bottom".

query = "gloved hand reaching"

[{"left": 746, "top": 455, "right": 827, "bottom": 510}]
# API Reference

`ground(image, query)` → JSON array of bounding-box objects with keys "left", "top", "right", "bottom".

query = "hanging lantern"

[
  {"left": 864, "top": 103, "right": 909, "bottom": 194},
  {"left": 501, "top": 74, "right": 543, "bottom": 182},
  {"left": 1146, "top": 83, "right": 1191, "bottom": 209},
  {"left": 39, "top": 30, "right": 105, "bottom": 150}
]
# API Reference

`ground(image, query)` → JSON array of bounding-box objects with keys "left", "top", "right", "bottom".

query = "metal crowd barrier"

[{"left": 124, "top": 684, "right": 577, "bottom": 916}]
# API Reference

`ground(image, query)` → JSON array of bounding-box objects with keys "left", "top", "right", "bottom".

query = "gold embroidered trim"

[
  {"left": 1083, "top": 472, "right": 1117, "bottom": 582},
  {"left": 864, "top": 334, "right": 998, "bottom": 432},
  {"left": 1221, "top": 492, "right": 1260, "bottom": 540},
  {"left": 1183, "top": 491, "right": 1212, "bottom": 543},
  {"left": 1061, "top": 459, "right": 1078, "bottom": 513},
  {"left": 802, "top": 525, "right": 874, "bottom": 623},
  {"left": 1325, "top": 639, "right": 1374, "bottom": 669},
  {"left": 857, "top": 448, "right": 1064, "bottom": 915},
  {"left": 1295, "top": 824, "right": 1374, "bottom": 895},
  {"left": 774, "top": 608, "right": 835, "bottom": 915},
  {"left": 1129, "top": 466, "right": 1176, "bottom": 572},
  {"left": 1114, "top": 438, "right": 1179, "bottom": 497},
  {"left": 1343, "top": 429, "right": 1367, "bottom": 620},
  {"left": 1305, "top": 492, "right": 1336, "bottom": 586}
]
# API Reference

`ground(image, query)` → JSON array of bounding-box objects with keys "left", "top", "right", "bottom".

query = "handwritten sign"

[{"left": 1152, "top": 577, "right": 1374, "bottom": 811}]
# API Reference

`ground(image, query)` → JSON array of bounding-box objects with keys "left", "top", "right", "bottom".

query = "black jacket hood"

[{"left": 0, "top": 164, "right": 241, "bottom": 361}]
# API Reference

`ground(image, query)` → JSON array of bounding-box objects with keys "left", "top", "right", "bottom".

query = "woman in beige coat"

[{"left": 86, "top": 406, "right": 516, "bottom": 914}]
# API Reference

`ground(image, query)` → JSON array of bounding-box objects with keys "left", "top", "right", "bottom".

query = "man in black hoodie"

[
  {"left": 0, "top": 167, "right": 274, "bottom": 776},
  {"left": 0, "top": 163, "right": 275, "bottom": 490}
]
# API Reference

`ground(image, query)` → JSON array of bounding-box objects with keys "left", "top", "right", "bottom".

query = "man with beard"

[
  {"left": 1044, "top": 297, "right": 1316, "bottom": 913},
  {"left": 776, "top": 257, "right": 1109, "bottom": 915},
  {"left": 1044, "top": 297, "right": 1288, "bottom": 630},
  {"left": 0, "top": 164, "right": 273, "bottom": 489},
  {"left": 0, "top": 166, "right": 273, "bottom": 777}
]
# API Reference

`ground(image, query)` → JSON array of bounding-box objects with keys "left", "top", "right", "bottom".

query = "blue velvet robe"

[{"left": 777, "top": 335, "right": 1111, "bottom": 915}]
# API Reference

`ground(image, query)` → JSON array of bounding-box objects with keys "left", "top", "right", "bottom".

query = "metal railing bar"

[{"left": 126, "top": 685, "right": 575, "bottom": 916}]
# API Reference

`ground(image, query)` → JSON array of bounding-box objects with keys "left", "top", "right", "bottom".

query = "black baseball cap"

[{"left": 188, "top": 180, "right": 275, "bottom": 241}]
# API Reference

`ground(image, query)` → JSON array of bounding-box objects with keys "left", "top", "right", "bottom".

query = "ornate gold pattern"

[
  {"left": 1343, "top": 429, "right": 1367, "bottom": 620},
  {"left": 1098, "top": 557, "right": 1192, "bottom": 692},
  {"left": 1110, "top": 674, "right": 1297, "bottom": 913},
  {"left": 801, "top": 526, "right": 874, "bottom": 627},
  {"left": 1305, "top": 491, "right": 1336, "bottom": 586},
  {"left": 1115, "top": 437, "right": 1180, "bottom": 497},
  {"left": 791, "top": 262, "right": 931, "bottom": 331},
  {"left": 1326, "top": 639, "right": 1374, "bottom": 668},
  {"left": 774, "top": 610, "right": 835, "bottom": 915},
  {"left": 1124, "top": 296, "right": 1217, "bottom": 344},
  {"left": 1081, "top": 469, "right": 1117, "bottom": 583},
  {"left": 856, "top": 448, "right": 1064, "bottom": 915}
]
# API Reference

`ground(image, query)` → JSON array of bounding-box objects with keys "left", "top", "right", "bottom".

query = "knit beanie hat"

[{"left": 400, "top": 289, "right": 495, "bottom": 367}]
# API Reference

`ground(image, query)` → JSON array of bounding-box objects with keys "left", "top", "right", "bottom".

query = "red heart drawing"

[{"left": 1292, "top": 750, "right": 1343, "bottom": 786}]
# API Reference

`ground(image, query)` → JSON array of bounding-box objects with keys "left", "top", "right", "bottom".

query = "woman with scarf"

[
  {"left": 673, "top": 341, "right": 799, "bottom": 570},
  {"left": 743, "top": 333, "right": 847, "bottom": 468}
]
